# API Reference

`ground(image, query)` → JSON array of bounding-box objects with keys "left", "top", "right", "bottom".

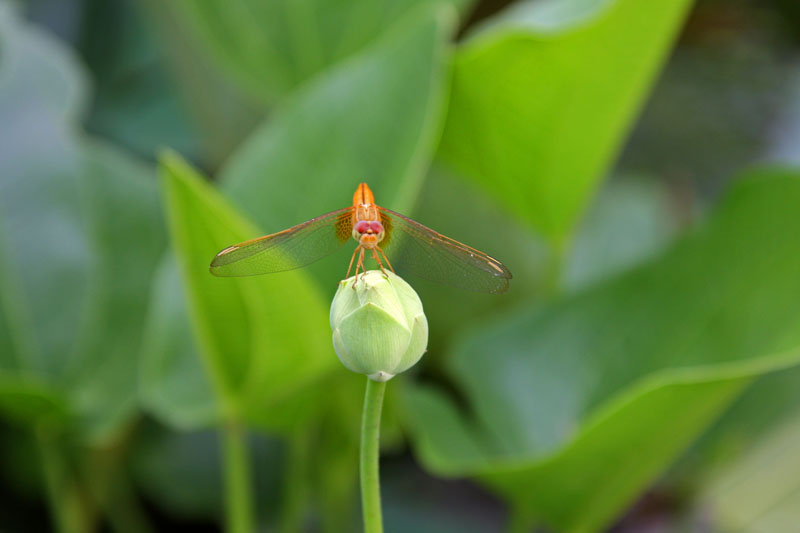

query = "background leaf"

[
  {"left": 70, "top": 142, "right": 166, "bottom": 441},
  {"left": 138, "top": 255, "right": 217, "bottom": 430},
  {"left": 76, "top": 0, "right": 199, "bottom": 161},
  {"left": 168, "top": 0, "right": 469, "bottom": 105},
  {"left": 691, "top": 407, "right": 800, "bottom": 532},
  {"left": 437, "top": 0, "right": 693, "bottom": 242},
  {"left": 222, "top": 4, "right": 453, "bottom": 220},
  {"left": 405, "top": 171, "right": 680, "bottom": 356},
  {"left": 403, "top": 169, "right": 800, "bottom": 532},
  {"left": 131, "top": 424, "right": 285, "bottom": 526},
  {"left": 159, "top": 152, "right": 335, "bottom": 431},
  {"left": 136, "top": 0, "right": 263, "bottom": 169},
  {"left": 663, "top": 365, "right": 800, "bottom": 531},
  {"left": 0, "top": 1, "right": 91, "bottom": 382},
  {"left": 562, "top": 177, "right": 680, "bottom": 293},
  {"left": 0, "top": 4, "right": 165, "bottom": 441}
]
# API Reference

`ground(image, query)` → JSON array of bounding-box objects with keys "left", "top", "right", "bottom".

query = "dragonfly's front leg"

[
  {"left": 351, "top": 247, "right": 366, "bottom": 290},
  {"left": 357, "top": 248, "right": 366, "bottom": 283},
  {"left": 377, "top": 246, "right": 394, "bottom": 274},
  {"left": 346, "top": 246, "right": 360, "bottom": 279},
  {"left": 371, "top": 248, "right": 390, "bottom": 279}
]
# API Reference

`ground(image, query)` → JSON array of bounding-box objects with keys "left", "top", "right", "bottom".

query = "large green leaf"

[
  {"left": 221, "top": 4, "right": 452, "bottom": 226},
  {"left": 406, "top": 170, "right": 678, "bottom": 357},
  {"left": 437, "top": 0, "right": 693, "bottom": 242},
  {"left": 77, "top": 0, "right": 200, "bottom": 161},
  {"left": 562, "top": 177, "right": 679, "bottom": 293},
  {"left": 0, "top": 4, "right": 165, "bottom": 441},
  {"left": 69, "top": 142, "right": 166, "bottom": 440},
  {"left": 402, "top": 170, "right": 800, "bottom": 532},
  {"left": 159, "top": 152, "right": 335, "bottom": 431},
  {"left": 138, "top": 254, "right": 218, "bottom": 430},
  {"left": 169, "top": 0, "right": 468, "bottom": 105},
  {"left": 136, "top": 0, "right": 263, "bottom": 169},
  {"left": 0, "top": 1, "right": 90, "bottom": 381},
  {"left": 660, "top": 365, "right": 800, "bottom": 530}
]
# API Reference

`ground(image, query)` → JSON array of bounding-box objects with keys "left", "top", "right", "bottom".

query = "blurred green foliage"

[
  {"left": 404, "top": 169, "right": 800, "bottom": 532},
  {"left": 438, "top": 0, "right": 692, "bottom": 243},
  {"left": 2, "top": 0, "right": 800, "bottom": 532},
  {"left": 0, "top": 1, "right": 164, "bottom": 442}
]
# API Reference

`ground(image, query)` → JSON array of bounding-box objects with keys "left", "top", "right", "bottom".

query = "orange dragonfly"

[{"left": 210, "top": 183, "right": 512, "bottom": 293}]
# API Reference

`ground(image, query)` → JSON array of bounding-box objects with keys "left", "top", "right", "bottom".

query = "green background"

[{"left": 3, "top": 0, "right": 800, "bottom": 531}]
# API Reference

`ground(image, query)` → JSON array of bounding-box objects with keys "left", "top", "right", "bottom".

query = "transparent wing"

[
  {"left": 378, "top": 207, "right": 512, "bottom": 293},
  {"left": 210, "top": 207, "right": 354, "bottom": 277}
]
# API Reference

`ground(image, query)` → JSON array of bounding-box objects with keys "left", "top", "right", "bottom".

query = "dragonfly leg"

[
  {"left": 371, "top": 249, "right": 389, "bottom": 278},
  {"left": 377, "top": 246, "right": 395, "bottom": 273},
  {"left": 357, "top": 248, "right": 367, "bottom": 286},
  {"left": 352, "top": 247, "right": 366, "bottom": 290},
  {"left": 346, "top": 246, "right": 360, "bottom": 279}
]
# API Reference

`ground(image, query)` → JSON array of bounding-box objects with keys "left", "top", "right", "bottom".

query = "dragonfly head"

[{"left": 353, "top": 219, "right": 385, "bottom": 248}]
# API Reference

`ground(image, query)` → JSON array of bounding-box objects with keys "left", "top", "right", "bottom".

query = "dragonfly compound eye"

[{"left": 354, "top": 220, "right": 371, "bottom": 234}]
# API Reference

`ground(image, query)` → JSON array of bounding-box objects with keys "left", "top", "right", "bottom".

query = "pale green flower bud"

[{"left": 330, "top": 270, "right": 428, "bottom": 382}]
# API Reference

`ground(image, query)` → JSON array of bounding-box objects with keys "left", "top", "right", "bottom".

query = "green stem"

[
  {"left": 221, "top": 421, "right": 255, "bottom": 533},
  {"left": 36, "top": 429, "right": 91, "bottom": 533},
  {"left": 103, "top": 474, "right": 154, "bottom": 533},
  {"left": 83, "top": 421, "right": 154, "bottom": 533},
  {"left": 360, "top": 378, "right": 386, "bottom": 533},
  {"left": 278, "top": 425, "right": 312, "bottom": 533}
]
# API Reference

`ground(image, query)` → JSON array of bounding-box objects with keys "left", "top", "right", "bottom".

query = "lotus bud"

[{"left": 330, "top": 270, "right": 428, "bottom": 382}]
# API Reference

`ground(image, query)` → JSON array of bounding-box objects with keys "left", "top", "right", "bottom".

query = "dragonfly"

[{"left": 210, "top": 183, "right": 512, "bottom": 293}]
